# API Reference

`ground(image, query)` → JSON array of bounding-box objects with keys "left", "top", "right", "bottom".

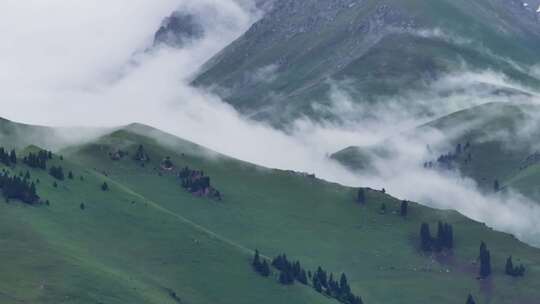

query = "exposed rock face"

[{"left": 153, "top": 12, "right": 205, "bottom": 48}]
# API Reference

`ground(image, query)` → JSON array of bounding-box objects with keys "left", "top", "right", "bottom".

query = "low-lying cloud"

[{"left": 2, "top": 1, "right": 540, "bottom": 247}]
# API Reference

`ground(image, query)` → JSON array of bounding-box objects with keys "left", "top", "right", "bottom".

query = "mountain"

[
  {"left": 331, "top": 101, "right": 540, "bottom": 199},
  {"left": 193, "top": 0, "right": 540, "bottom": 126},
  {"left": 153, "top": 12, "right": 205, "bottom": 48},
  {"left": 0, "top": 118, "right": 539, "bottom": 303},
  {"left": 153, "top": 0, "right": 275, "bottom": 48}
]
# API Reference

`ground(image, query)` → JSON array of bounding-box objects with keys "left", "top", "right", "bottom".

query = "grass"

[
  {"left": 0, "top": 145, "right": 331, "bottom": 304},
  {"left": 55, "top": 124, "right": 540, "bottom": 304}
]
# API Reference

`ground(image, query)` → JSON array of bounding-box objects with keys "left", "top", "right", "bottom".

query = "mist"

[{"left": 2, "top": 2, "right": 540, "bottom": 247}]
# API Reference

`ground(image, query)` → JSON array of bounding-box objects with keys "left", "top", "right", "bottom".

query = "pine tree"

[
  {"left": 68, "top": 171, "right": 74, "bottom": 179},
  {"left": 400, "top": 200, "right": 408, "bottom": 217},
  {"left": 260, "top": 260, "right": 271, "bottom": 277},
  {"left": 466, "top": 294, "right": 476, "bottom": 304},
  {"left": 253, "top": 250, "right": 261, "bottom": 270},
  {"left": 9, "top": 150, "right": 16, "bottom": 164},
  {"left": 436, "top": 221, "right": 445, "bottom": 251},
  {"left": 505, "top": 256, "right": 526, "bottom": 277},
  {"left": 494, "top": 179, "right": 500, "bottom": 192},
  {"left": 339, "top": 273, "right": 351, "bottom": 296},
  {"left": 420, "top": 222, "right": 432, "bottom": 252},
  {"left": 313, "top": 276, "right": 322, "bottom": 293},
  {"left": 101, "top": 182, "right": 109, "bottom": 191},
  {"left": 298, "top": 269, "right": 308, "bottom": 284},
  {"left": 479, "top": 242, "right": 491, "bottom": 278},
  {"left": 357, "top": 188, "right": 366, "bottom": 204},
  {"left": 80, "top": 203, "right": 85, "bottom": 210}
]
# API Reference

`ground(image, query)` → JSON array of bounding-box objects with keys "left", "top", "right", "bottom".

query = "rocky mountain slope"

[{"left": 193, "top": 0, "right": 540, "bottom": 126}]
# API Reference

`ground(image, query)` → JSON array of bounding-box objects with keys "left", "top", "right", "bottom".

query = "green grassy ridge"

[
  {"left": 332, "top": 102, "right": 540, "bottom": 192},
  {"left": 62, "top": 124, "right": 540, "bottom": 304},
  {"left": 0, "top": 148, "right": 331, "bottom": 304},
  {"left": 193, "top": 0, "right": 540, "bottom": 125}
]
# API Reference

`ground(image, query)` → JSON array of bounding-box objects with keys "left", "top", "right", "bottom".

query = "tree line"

[
  {"left": 0, "top": 170, "right": 39, "bottom": 204},
  {"left": 252, "top": 251, "right": 363, "bottom": 304},
  {"left": 23, "top": 150, "right": 52, "bottom": 169},
  {"left": 420, "top": 221, "right": 454, "bottom": 252},
  {"left": 0, "top": 148, "right": 17, "bottom": 166}
]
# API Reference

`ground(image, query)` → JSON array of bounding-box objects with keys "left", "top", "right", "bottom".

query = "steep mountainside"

[
  {"left": 193, "top": 0, "right": 540, "bottom": 125},
  {"left": 0, "top": 118, "right": 539, "bottom": 303}
]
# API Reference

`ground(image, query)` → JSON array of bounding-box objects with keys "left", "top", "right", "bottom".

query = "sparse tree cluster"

[
  {"left": 23, "top": 150, "right": 51, "bottom": 169},
  {"left": 49, "top": 166, "right": 65, "bottom": 180},
  {"left": 252, "top": 250, "right": 271, "bottom": 277},
  {"left": 0, "top": 170, "right": 39, "bottom": 204},
  {"left": 133, "top": 145, "right": 150, "bottom": 162},
  {"left": 505, "top": 256, "right": 525, "bottom": 277},
  {"left": 424, "top": 141, "right": 472, "bottom": 170},
  {"left": 271, "top": 254, "right": 308, "bottom": 285},
  {"left": 0, "top": 148, "right": 17, "bottom": 166},
  {"left": 161, "top": 157, "right": 174, "bottom": 170},
  {"left": 311, "top": 266, "right": 362, "bottom": 304},
  {"left": 179, "top": 166, "right": 221, "bottom": 200},
  {"left": 264, "top": 253, "right": 363, "bottom": 304},
  {"left": 109, "top": 149, "right": 128, "bottom": 161},
  {"left": 420, "top": 222, "right": 454, "bottom": 252}
]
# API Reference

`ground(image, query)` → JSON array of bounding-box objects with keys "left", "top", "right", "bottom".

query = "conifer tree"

[
  {"left": 466, "top": 294, "right": 476, "bottom": 304},
  {"left": 400, "top": 200, "right": 408, "bottom": 217},
  {"left": 9, "top": 150, "right": 16, "bottom": 164},
  {"left": 420, "top": 222, "right": 432, "bottom": 251},
  {"left": 479, "top": 242, "right": 492, "bottom": 278},
  {"left": 101, "top": 182, "right": 109, "bottom": 191},
  {"left": 357, "top": 188, "right": 366, "bottom": 204},
  {"left": 260, "top": 260, "right": 271, "bottom": 277},
  {"left": 253, "top": 250, "right": 261, "bottom": 270}
]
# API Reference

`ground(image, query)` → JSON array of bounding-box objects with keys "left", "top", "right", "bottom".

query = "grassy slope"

[
  {"left": 333, "top": 102, "right": 540, "bottom": 192},
  {"left": 194, "top": 0, "right": 540, "bottom": 124},
  {"left": 0, "top": 147, "right": 330, "bottom": 304},
  {"left": 60, "top": 124, "right": 540, "bottom": 304}
]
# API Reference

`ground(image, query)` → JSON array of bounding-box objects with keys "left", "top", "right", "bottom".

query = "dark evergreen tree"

[
  {"left": 479, "top": 242, "right": 492, "bottom": 278},
  {"left": 101, "top": 182, "right": 109, "bottom": 191},
  {"left": 339, "top": 273, "right": 351, "bottom": 296},
  {"left": 68, "top": 171, "right": 74, "bottom": 179},
  {"left": 80, "top": 203, "right": 85, "bottom": 210},
  {"left": 298, "top": 269, "right": 308, "bottom": 284},
  {"left": 313, "top": 276, "right": 323, "bottom": 293},
  {"left": 0, "top": 172, "right": 40, "bottom": 204},
  {"left": 9, "top": 150, "right": 17, "bottom": 164},
  {"left": 49, "top": 166, "right": 65, "bottom": 180},
  {"left": 357, "top": 188, "right": 366, "bottom": 204},
  {"left": 466, "top": 294, "right": 476, "bottom": 304},
  {"left": 505, "top": 256, "right": 526, "bottom": 277},
  {"left": 494, "top": 179, "right": 500, "bottom": 192},
  {"left": 380, "top": 203, "right": 387, "bottom": 214},
  {"left": 420, "top": 222, "right": 433, "bottom": 252},
  {"left": 260, "top": 260, "right": 271, "bottom": 277},
  {"left": 253, "top": 250, "right": 261, "bottom": 270},
  {"left": 400, "top": 200, "right": 408, "bottom": 217}
]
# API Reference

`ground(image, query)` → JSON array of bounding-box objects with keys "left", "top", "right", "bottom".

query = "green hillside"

[
  {"left": 193, "top": 0, "right": 540, "bottom": 125},
  {"left": 332, "top": 102, "right": 540, "bottom": 197},
  {"left": 0, "top": 118, "right": 539, "bottom": 303}
]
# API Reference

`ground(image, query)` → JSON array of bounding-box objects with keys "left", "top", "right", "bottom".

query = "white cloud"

[{"left": 2, "top": 1, "right": 540, "bottom": 248}]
